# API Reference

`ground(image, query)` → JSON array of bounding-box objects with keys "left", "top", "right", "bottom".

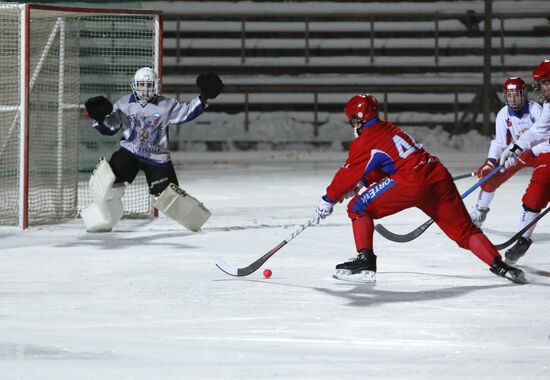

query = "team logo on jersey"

[
  {"left": 151, "top": 113, "right": 161, "bottom": 125},
  {"left": 139, "top": 130, "right": 150, "bottom": 144},
  {"left": 142, "top": 113, "right": 161, "bottom": 130},
  {"left": 506, "top": 118, "right": 512, "bottom": 127},
  {"left": 350, "top": 177, "right": 396, "bottom": 214}
]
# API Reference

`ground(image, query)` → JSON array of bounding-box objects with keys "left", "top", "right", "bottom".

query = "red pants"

[
  {"left": 347, "top": 172, "right": 500, "bottom": 266},
  {"left": 480, "top": 160, "right": 529, "bottom": 192},
  {"left": 522, "top": 152, "right": 550, "bottom": 211}
]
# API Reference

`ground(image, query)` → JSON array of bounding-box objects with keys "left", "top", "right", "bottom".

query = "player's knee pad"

[
  {"left": 522, "top": 204, "right": 542, "bottom": 213},
  {"left": 522, "top": 188, "right": 549, "bottom": 211},
  {"left": 154, "top": 183, "right": 211, "bottom": 232},
  {"left": 81, "top": 157, "right": 126, "bottom": 232}
]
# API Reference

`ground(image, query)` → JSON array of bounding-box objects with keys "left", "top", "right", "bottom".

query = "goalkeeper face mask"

[{"left": 131, "top": 67, "right": 158, "bottom": 104}]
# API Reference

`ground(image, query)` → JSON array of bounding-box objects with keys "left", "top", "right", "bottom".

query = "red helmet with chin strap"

[
  {"left": 532, "top": 60, "right": 550, "bottom": 102},
  {"left": 344, "top": 94, "right": 379, "bottom": 125},
  {"left": 502, "top": 77, "right": 526, "bottom": 111},
  {"left": 503, "top": 77, "right": 526, "bottom": 93},
  {"left": 532, "top": 59, "right": 550, "bottom": 82}
]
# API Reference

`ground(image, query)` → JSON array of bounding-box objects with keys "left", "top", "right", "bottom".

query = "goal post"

[{"left": 0, "top": 3, "right": 163, "bottom": 229}]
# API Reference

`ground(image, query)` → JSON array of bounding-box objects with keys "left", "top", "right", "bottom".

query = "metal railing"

[
  {"left": 164, "top": 83, "right": 502, "bottom": 136},
  {"left": 162, "top": 10, "right": 548, "bottom": 136},
  {"left": 164, "top": 11, "right": 549, "bottom": 66}
]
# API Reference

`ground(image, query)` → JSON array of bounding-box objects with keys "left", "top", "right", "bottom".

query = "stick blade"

[
  {"left": 215, "top": 241, "right": 287, "bottom": 278},
  {"left": 215, "top": 257, "right": 261, "bottom": 277},
  {"left": 374, "top": 219, "right": 434, "bottom": 243},
  {"left": 215, "top": 258, "right": 240, "bottom": 276}
]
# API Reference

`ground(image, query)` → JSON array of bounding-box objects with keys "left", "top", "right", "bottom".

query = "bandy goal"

[{"left": 0, "top": 3, "right": 163, "bottom": 229}]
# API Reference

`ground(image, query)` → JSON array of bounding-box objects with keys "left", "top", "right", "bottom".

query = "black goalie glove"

[
  {"left": 85, "top": 96, "right": 113, "bottom": 122},
  {"left": 196, "top": 72, "right": 224, "bottom": 100}
]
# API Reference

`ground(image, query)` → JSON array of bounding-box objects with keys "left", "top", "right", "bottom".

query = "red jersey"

[{"left": 326, "top": 120, "right": 449, "bottom": 202}]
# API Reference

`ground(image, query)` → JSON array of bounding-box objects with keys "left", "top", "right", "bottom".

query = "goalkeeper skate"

[
  {"left": 490, "top": 257, "right": 527, "bottom": 284},
  {"left": 333, "top": 249, "right": 377, "bottom": 284}
]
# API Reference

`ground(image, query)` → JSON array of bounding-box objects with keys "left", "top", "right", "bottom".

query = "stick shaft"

[
  {"left": 216, "top": 218, "right": 315, "bottom": 277},
  {"left": 452, "top": 172, "right": 475, "bottom": 181},
  {"left": 494, "top": 206, "right": 550, "bottom": 250}
]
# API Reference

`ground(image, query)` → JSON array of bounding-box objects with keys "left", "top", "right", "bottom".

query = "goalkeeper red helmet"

[
  {"left": 344, "top": 94, "right": 379, "bottom": 125},
  {"left": 532, "top": 59, "right": 550, "bottom": 82},
  {"left": 502, "top": 77, "right": 526, "bottom": 111}
]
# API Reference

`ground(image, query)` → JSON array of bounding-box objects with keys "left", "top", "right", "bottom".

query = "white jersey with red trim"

[
  {"left": 488, "top": 100, "right": 542, "bottom": 160},
  {"left": 515, "top": 101, "right": 550, "bottom": 156}
]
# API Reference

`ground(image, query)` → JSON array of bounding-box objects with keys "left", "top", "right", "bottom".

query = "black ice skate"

[
  {"left": 504, "top": 237, "right": 533, "bottom": 265},
  {"left": 490, "top": 257, "right": 527, "bottom": 284},
  {"left": 333, "top": 249, "right": 377, "bottom": 284}
]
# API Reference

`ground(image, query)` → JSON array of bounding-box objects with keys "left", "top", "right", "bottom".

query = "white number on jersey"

[{"left": 393, "top": 134, "right": 422, "bottom": 158}]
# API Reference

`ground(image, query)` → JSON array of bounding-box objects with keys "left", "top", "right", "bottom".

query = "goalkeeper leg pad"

[
  {"left": 81, "top": 200, "right": 123, "bottom": 232},
  {"left": 81, "top": 158, "right": 125, "bottom": 232},
  {"left": 154, "top": 184, "right": 211, "bottom": 232}
]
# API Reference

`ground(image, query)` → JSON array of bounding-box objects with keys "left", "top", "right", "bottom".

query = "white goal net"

[{"left": 0, "top": 3, "right": 162, "bottom": 228}]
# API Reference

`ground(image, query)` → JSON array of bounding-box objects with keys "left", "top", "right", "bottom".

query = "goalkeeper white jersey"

[{"left": 94, "top": 94, "right": 207, "bottom": 164}]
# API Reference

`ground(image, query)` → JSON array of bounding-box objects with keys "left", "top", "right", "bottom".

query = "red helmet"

[
  {"left": 532, "top": 59, "right": 550, "bottom": 82},
  {"left": 503, "top": 77, "right": 526, "bottom": 93},
  {"left": 344, "top": 94, "right": 379, "bottom": 125},
  {"left": 502, "top": 77, "right": 526, "bottom": 111}
]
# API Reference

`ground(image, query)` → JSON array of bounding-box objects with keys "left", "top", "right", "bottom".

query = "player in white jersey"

[
  {"left": 499, "top": 60, "right": 550, "bottom": 263},
  {"left": 81, "top": 68, "right": 223, "bottom": 232},
  {"left": 469, "top": 77, "right": 542, "bottom": 227}
]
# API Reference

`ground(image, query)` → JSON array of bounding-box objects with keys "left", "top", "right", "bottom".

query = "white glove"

[
  {"left": 313, "top": 196, "right": 334, "bottom": 224},
  {"left": 499, "top": 144, "right": 523, "bottom": 171}
]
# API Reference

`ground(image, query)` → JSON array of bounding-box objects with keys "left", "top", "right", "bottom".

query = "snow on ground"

[{"left": 1, "top": 149, "right": 550, "bottom": 380}]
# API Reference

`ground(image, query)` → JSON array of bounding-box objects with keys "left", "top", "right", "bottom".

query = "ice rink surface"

[{"left": 1, "top": 151, "right": 549, "bottom": 380}]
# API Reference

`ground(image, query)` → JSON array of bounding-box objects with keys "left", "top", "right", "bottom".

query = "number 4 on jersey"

[{"left": 393, "top": 133, "right": 423, "bottom": 158}]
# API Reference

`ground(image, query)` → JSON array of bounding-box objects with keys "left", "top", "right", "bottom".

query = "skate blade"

[
  {"left": 507, "top": 272, "right": 528, "bottom": 284},
  {"left": 333, "top": 269, "right": 376, "bottom": 284},
  {"left": 504, "top": 257, "right": 518, "bottom": 265}
]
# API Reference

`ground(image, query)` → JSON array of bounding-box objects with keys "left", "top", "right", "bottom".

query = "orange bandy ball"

[{"left": 263, "top": 269, "right": 272, "bottom": 278}]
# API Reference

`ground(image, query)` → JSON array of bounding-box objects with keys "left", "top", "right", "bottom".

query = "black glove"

[
  {"left": 196, "top": 72, "right": 223, "bottom": 100},
  {"left": 85, "top": 96, "right": 113, "bottom": 122}
]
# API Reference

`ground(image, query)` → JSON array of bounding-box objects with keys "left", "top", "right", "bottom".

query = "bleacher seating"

[{"left": 142, "top": 1, "right": 550, "bottom": 150}]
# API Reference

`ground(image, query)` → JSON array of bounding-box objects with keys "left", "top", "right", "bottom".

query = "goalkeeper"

[{"left": 82, "top": 67, "right": 223, "bottom": 233}]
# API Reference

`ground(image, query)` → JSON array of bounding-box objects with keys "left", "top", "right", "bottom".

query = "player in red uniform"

[
  {"left": 499, "top": 59, "right": 550, "bottom": 263},
  {"left": 313, "top": 94, "right": 525, "bottom": 284}
]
